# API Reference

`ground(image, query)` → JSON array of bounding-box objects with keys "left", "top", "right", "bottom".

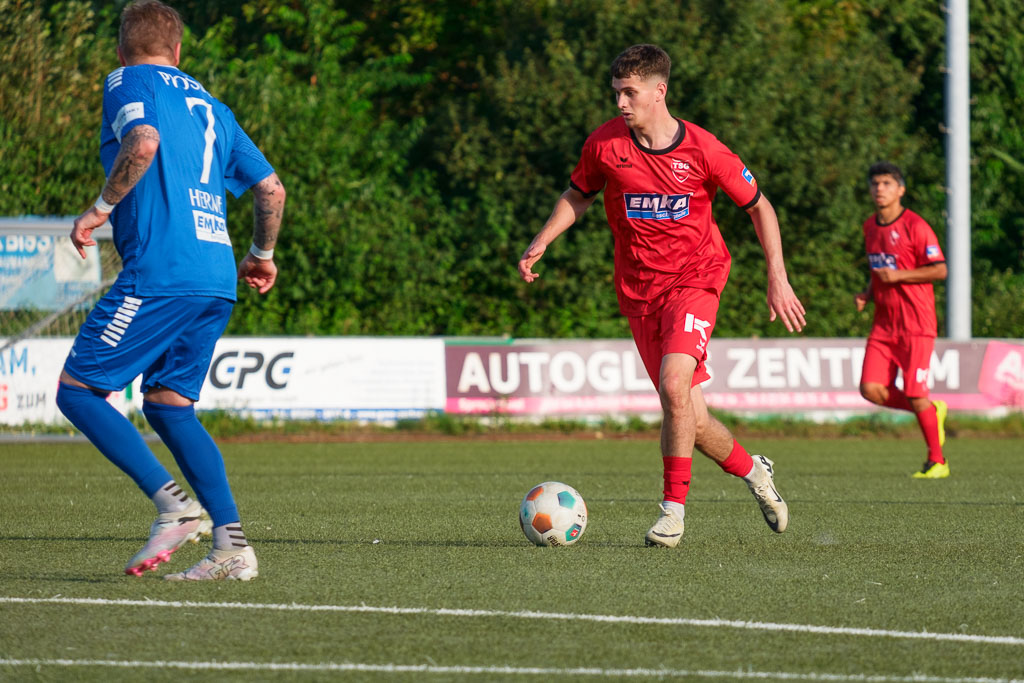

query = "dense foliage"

[{"left": 2, "top": 0, "right": 1022, "bottom": 337}]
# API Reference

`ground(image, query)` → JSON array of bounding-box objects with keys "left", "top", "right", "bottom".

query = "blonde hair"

[{"left": 119, "top": 0, "right": 183, "bottom": 62}]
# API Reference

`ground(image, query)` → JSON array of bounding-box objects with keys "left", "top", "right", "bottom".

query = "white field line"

[
  {"left": 2, "top": 597, "right": 1022, "bottom": 648},
  {"left": 0, "top": 659, "right": 1020, "bottom": 682}
]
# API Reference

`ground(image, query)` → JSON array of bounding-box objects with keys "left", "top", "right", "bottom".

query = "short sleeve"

[
  {"left": 103, "top": 67, "right": 157, "bottom": 142},
  {"left": 913, "top": 216, "right": 945, "bottom": 266},
  {"left": 704, "top": 133, "right": 760, "bottom": 210},
  {"left": 225, "top": 119, "right": 275, "bottom": 198},
  {"left": 569, "top": 136, "right": 606, "bottom": 198}
]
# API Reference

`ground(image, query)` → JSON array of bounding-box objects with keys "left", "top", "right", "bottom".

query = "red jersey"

[
  {"left": 862, "top": 208, "right": 945, "bottom": 339},
  {"left": 570, "top": 117, "right": 760, "bottom": 316}
]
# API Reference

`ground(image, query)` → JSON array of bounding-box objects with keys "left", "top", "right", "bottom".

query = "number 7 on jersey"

[{"left": 185, "top": 97, "right": 216, "bottom": 184}]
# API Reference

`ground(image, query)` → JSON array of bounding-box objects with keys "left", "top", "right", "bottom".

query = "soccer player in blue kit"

[{"left": 56, "top": 0, "right": 285, "bottom": 581}]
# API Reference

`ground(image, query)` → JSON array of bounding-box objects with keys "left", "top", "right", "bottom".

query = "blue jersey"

[{"left": 100, "top": 64, "right": 274, "bottom": 301}]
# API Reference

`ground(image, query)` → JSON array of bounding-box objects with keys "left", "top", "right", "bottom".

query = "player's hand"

[
  {"left": 518, "top": 242, "right": 547, "bottom": 283},
  {"left": 237, "top": 252, "right": 277, "bottom": 294},
  {"left": 766, "top": 276, "right": 806, "bottom": 333},
  {"left": 854, "top": 291, "right": 870, "bottom": 312},
  {"left": 71, "top": 207, "right": 107, "bottom": 259},
  {"left": 874, "top": 268, "right": 901, "bottom": 284}
]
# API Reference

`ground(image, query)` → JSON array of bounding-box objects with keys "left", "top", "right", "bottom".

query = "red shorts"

[
  {"left": 861, "top": 335, "right": 935, "bottom": 398},
  {"left": 628, "top": 287, "right": 719, "bottom": 391}
]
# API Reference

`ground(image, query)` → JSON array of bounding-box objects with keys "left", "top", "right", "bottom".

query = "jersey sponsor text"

[
  {"left": 193, "top": 210, "right": 230, "bottom": 245},
  {"left": 868, "top": 253, "right": 897, "bottom": 270},
  {"left": 623, "top": 193, "right": 692, "bottom": 220},
  {"left": 188, "top": 188, "right": 224, "bottom": 215}
]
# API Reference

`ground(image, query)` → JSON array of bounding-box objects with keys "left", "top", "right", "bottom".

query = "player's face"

[
  {"left": 869, "top": 174, "right": 905, "bottom": 210},
  {"left": 612, "top": 75, "right": 664, "bottom": 130}
]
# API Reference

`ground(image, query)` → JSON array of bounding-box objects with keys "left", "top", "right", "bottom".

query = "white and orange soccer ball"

[{"left": 519, "top": 481, "right": 588, "bottom": 546}]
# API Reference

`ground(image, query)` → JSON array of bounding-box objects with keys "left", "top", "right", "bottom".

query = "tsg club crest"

[{"left": 670, "top": 158, "right": 690, "bottom": 184}]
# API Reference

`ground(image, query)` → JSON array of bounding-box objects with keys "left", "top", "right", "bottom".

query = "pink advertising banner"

[{"left": 444, "top": 338, "right": 1024, "bottom": 417}]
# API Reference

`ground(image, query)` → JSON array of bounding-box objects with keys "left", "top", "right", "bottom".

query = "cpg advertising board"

[{"left": 195, "top": 337, "right": 447, "bottom": 421}]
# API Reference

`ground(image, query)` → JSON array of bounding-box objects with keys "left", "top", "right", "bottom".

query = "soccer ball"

[{"left": 519, "top": 481, "right": 588, "bottom": 546}]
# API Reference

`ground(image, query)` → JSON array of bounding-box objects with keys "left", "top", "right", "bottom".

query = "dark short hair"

[
  {"left": 868, "top": 161, "right": 905, "bottom": 187},
  {"left": 610, "top": 44, "right": 671, "bottom": 83},
  {"left": 119, "top": 0, "right": 184, "bottom": 62}
]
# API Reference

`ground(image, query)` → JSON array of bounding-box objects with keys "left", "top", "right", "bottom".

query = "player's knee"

[
  {"left": 859, "top": 383, "right": 885, "bottom": 405},
  {"left": 56, "top": 381, "right": 107, "bottom": 418},
  {"left": 659, "top": 377, "right": 691, "bottom": 415}
]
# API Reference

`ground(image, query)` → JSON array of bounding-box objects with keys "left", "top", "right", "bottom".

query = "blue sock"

[
  {"left": 142, "top": 401, "right": 240, "bottom": 527},
  {"left": 55, "top": 382, "right": 173, "bottom": 496}
]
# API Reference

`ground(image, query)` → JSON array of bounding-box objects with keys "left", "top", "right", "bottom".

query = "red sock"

[
  {"left": 719, "top": 440, "right": 755, "bottom": 477},
  {"left": 916, "top": 404, "right": 944, "bottom": 463},
  {"left": 662, "top": 457, "right": 692, "bottom": 504},
  {"left": 883, "top": 386, "right": 912, "bottom": 411}
]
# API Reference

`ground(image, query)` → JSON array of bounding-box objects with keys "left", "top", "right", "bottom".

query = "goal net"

[{"left": 0, "top": 217, "right": 121, "bottom": 353}]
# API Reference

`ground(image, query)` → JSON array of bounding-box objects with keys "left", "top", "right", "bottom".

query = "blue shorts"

[{"left": 64, "top": 280, "right": 233, "bottom": 401}]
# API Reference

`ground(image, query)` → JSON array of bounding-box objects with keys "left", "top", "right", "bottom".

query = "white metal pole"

[{"left": 945, "top": 0, "right": 972, "bottom": 340}]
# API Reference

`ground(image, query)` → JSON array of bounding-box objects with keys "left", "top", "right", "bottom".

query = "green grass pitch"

[{"left": 1, "top": 436, "right": 1023, "bottom": 681}]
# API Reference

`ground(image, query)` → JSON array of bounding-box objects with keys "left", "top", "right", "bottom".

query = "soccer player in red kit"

[
  {"left": 854, "top": 162, "right": 949, "bottom": 478},
  {"left": 518, "top": 44, "right": 806, "bottom": 547}
]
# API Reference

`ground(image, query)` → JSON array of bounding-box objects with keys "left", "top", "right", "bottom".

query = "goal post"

[{"left": 0, "top": 217, "right": 121, "bottom": 352}]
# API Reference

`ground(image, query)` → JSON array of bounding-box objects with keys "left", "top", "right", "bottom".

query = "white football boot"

[
  {"left": 746, "top": 455, "right": 789, "bottom": 533},
  {"left": 125, "top": 500, "right": 212, "bottom": 576},
  {"left": 165, "top": 545, "right": 258, "bottom": 581},
  {"left": 644, "top": 503, "right": 685, "bottom": 547}
]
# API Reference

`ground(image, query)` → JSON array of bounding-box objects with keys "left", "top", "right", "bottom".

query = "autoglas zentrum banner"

[{"left": 444, "top": 339, "right": 1024, "bottom": 416}]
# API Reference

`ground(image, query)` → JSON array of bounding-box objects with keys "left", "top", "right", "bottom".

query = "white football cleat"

[
  {"left": 165, "top": 545, "right": 258, "bottom": 582},
  {"left": 644, "top": 503, "right": 685, "bottom": 548},
  {"left": 125, "top": 500, "right": 212, "bottom": 576},
  {"left": 747, "top": 455, "right": 789, "bottom": 533}
]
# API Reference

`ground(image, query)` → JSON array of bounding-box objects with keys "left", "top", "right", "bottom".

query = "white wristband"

[
  {"left": 249, "top": 243, "right": 274, "bottom": 260},
  {"left": 94, "top": 195, "right": 116, "bottom": 214}
]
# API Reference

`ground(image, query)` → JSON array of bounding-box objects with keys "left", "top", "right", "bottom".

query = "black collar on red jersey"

[
  {"left": 874, "top": 207, "right": 907, "bottom": 227},
  {"left": 629, "top": 118, "right": 686, "bottom": 156}
]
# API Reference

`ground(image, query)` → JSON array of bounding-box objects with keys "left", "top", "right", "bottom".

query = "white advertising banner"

[
  {"left": 0, "top": 339, "right": 136, "bottom": 425},
  {"left": 0, "top": 337, "right": 446, "bottom": 425},
  {"left": 196, "top": 337, "right": 446, "bottom": 421}
]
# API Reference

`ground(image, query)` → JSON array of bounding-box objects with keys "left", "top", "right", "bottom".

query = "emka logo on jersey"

[
  {"left": 624, "top": 193, "right": 692, "bottom": 220},
  {"left": 868, "top": 253, "right": 897, "bottom": 270},
  {"left": 189, "top": 187, "right": 230, "bottom": 246},
  {"left": 670, "top": 158, "right": 690, "bottom": 183}
]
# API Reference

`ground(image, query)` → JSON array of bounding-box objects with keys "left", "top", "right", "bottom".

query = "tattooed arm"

[
  {"left": 237, "top": 172, "right": 286, "bottom": 294},
  {"left": 100, "top": 125, "right": 161, "bottom": 205},
  {"left": 250, "top": 173, "right": 285, "bottom": 252},
  {"left": 70, "top": 124, "right": 161, "bottom": 258}
]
